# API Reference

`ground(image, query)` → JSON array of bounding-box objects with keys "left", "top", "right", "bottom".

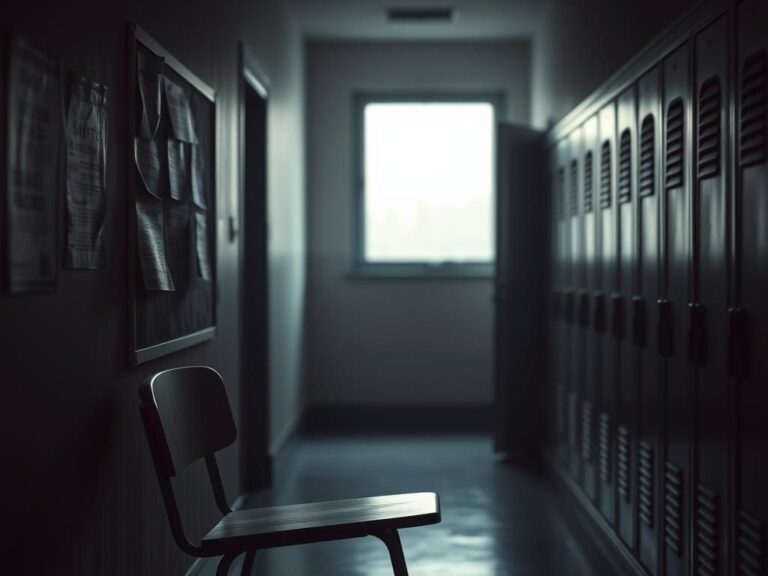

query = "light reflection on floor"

[{"left": 197, "top": 435, "right": 619, "bottom": 576}]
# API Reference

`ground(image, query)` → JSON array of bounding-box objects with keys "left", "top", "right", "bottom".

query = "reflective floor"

[{"left": 198, "top": 435, "right": 620, "bottom": 575}]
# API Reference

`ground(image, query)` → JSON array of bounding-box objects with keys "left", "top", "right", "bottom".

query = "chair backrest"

[{"left": 140, "top": 366, "right": 237, "bottom": 478}]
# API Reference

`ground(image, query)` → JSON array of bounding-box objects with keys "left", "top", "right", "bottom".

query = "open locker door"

[{"left": 494, "top": 123, "right": 548, "bottom": 456}]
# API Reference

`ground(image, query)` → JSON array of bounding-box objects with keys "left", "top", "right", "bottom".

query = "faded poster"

[
  {"left": 65, "top": 74, "right": 108, "bottom": 269},
  {"left": 135, "top": 193, "right": 174, "bottom": 291},
  {"left": 167, "top": 140, "right": 189, "bottom": 201},
  {"left": 5, "top": 36, "right": 61, "bottom": 293},
  {"left": 137, "top": 50, "right": 163, "bottom": 140},
  {"left": 194, "top": 211, "right": 212, "bottom": 280},
  {"left": 163, "top": 77, "right": 197, "bottom": 144}
]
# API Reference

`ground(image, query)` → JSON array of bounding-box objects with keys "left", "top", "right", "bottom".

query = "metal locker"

[
  {"left": 582, "top": 115, "right": 600, "bottom": 503},
  {"left": 569, "top": 127, "right": 585, "bottom": 483},
  {"left": 661, "top": 42, "right": 693, "bottom": 576},
  {"left": 636, "top": 65, "right": 663, "bottom": 576},
  {"left": 692, "top": 15, "right": 730, "bottom": 576},
  {"left": 597, "top": 101, "right": 618, "bottom": 526},
  {"left": 616, "top": 84, "right": 638, "bottom": 551},
  {"left": 735, "top": 1, "right": 768, "bottom": 574},
  {"left": 555, "top": 139, "right": 570, "bottom": 467}
]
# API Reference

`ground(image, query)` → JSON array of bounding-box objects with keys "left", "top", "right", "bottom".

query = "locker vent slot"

[
  {"left": 695, "top": 484, "right": 718, "bottom": 576},
  {"left": 618, "top": 129, "right": 632, "bottom": 204},
  {"left": 639, "top": 115, "right": 655, "bottom": 197},
  {"left": 556, "top": 383, "right": 567, "bottom": 437},
  {"left": 740, "top": 52, "right": 767, "bottom": 167},
  {"left": 570, "top": 160, "right": 579, "bottom": 216},
  {"left": 584, "top": 151, "right": 594, "bottom": 212},
  {"left": 568, "top": 392, "right": 579, "bottom": 449},
  {"left": 616, "top": 426, "right": 631, "bottom": 501},
  {"left": 598, "top": 412, "right": 611, "bottom": 482},
  {"left": 557, "top": 167, "right": 565, "bottom": 220},
  {"left": 737, "top": 508, "right": 765, "bottom": 576},
  {"left": 600, "top": 141, "right": 612, "bottom": 209},
  {"left": 638, "top": 442, "right": 654, "bottom": 528},
  {"left": 666, "top": 98, "right": 685, "bottom": 189},
  {"left": 698, "top": 77, "right": 721, "bottom": 179},
  {"left": 664, "top": 462, "right": 684, "bottom": 556},
  {"left": 581, "top": 401, "right": 593, "bottom": 462}
]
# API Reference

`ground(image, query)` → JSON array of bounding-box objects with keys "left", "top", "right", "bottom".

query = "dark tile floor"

[{"left": 197, "top": 434, "right": 620, "bottom": 575}]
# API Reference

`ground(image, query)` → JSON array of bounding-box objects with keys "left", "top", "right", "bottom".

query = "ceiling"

[{"left": 287, "top": 0, "right": 546, "bottom": 41}]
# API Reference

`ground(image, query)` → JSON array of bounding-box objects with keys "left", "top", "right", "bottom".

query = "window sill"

[{"left": 346, "top": 263, "right": 494, "bottom": 280}]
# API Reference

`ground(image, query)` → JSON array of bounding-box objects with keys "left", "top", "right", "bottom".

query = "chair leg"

[
  {"left": 240, "top": 550, "right": 256, "bottom": 576},
  {"left": 373, "top": 529, "right": 409, "bottom": 576},
  {"left": 216, "top": 553, "right": 236, "bottom": 576}
]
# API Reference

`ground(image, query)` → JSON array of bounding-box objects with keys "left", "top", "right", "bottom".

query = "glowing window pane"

[{"left": 363, "top": 102, "right": 495, "bottom": 263}]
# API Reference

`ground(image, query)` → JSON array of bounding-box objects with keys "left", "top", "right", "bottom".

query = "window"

[{"left": 354, "top": 95, "right": 500, "bottom": 277}]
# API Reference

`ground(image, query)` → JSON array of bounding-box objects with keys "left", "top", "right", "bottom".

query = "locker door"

[
  {"left": 597, "top": 102, "right": 617, "bottom": 525},
  {"left": 735, "top": 1, "right": 768, "bottom": 574},
  {"left": 616, "top": 84, "right": 638, "bottom": 550},
  {"left": 661, "top": 42, "right": 692, "bottom": 576},
  {"left": 636, "top": 65, "right": 663, "bottom": 576},
  {"left": 692, "top": 16, "right": 730, "bottom": 576},
  {"left": 569, "top": 128, "right": 584, "bottom": 483},
  {"left": 581, "top": 115, "right": 599, "bottom": 502},
  {"left": 555, "top": 140, "right": 570, "bottom": 467}
]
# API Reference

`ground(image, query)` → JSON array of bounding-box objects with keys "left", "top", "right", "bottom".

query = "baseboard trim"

[
  {"left": 545, "top": 451, "right": 650, "bottom": 576},
  {"left": 304, "top": 404, "right": 492, "bottom": 434}
]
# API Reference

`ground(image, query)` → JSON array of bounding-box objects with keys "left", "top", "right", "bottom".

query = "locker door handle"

[
  {"left": 688, "top": 303, "right": 707, "bottom": 367},
  {"left": 632, "top": 296, "right": 646, "bottom": 347},
  {"left": 728, "top": 307, "right": 749, "bottom": 378},
  {"left": 552, "top": 290, "right": 561, "bottom": 321},
  {"left": 593, "top": 292, "right": 606, "bottom": 334},
  {"left": 612, "top": 293, "right": 625, "bottom": 339},
  {"left": 564, "top": 290, "right": 575, "bottom": 324},
  {"left": 578, "top": 292, "right": 590, "bottom": 328},
  {"left": 657, "top": 299, "right": 674, "bottom": 357}
]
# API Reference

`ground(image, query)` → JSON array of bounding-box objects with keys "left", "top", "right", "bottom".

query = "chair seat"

[{"left": 201, "top": 492, "right": 440, "bottom": 553}]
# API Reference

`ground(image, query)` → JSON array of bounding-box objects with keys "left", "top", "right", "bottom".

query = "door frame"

[{"left": 239, "top": 42, "right": 271, "bottom": 492}]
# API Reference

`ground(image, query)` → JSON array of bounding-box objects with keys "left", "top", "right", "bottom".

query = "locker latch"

[
  {"left": 564, "top": 290, "right": 575, "bottom": 324},
  {"left": 657, "top": 299, "right": 674, "bottom": 357},
  {"left": 611, "top": 293, "right": 625, "bottom": 340},
  {"left": 687, "top": 303, "right": 707, "bottom": 366},
  {"left": 593, "top": 292, "right": 606, "bottom": 334},
  {"left": 578, "top": 292, "right": 590, "bottom": 329},
  {"left": 727, "top": 307, "right": 749, "bottom": 379},
  {"left": 552, "top": 290, "right": 561, "bottom": 321},
  {"left": 632, "top": 296, "right": 646, "bottom": 347}
]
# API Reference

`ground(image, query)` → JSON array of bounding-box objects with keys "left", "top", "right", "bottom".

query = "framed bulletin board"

[{"left": 128, "top": 25, "right": 217, "bottom": 364}]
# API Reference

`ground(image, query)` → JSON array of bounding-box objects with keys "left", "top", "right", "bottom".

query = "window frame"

[{"left": 351, "top": 92, "right": 504, "bottom": 279}]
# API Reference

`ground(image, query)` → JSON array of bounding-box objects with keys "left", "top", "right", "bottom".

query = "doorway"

[{"left": 240, "top": 44, "right": 271, "bottom": 491}]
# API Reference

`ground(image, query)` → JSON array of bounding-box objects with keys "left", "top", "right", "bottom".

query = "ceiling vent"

[{"left": 387, "top": 7, "right": 455, "bottom": 22}]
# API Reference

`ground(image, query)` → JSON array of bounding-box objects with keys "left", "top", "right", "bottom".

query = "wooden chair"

[{"left": 139, "top": 366, "right": 441, "bottom": 576}]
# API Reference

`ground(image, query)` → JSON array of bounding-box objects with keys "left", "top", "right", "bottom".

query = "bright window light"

[{"left": 362, "top": 101, "right": 496, "bottom": 264}]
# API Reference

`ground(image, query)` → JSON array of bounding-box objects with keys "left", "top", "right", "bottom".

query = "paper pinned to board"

[
  {"left": 135, "top": 193, "right": 174, "bottom": 291},
  {"left": 134, "top": 137, "right": 163, "bottom": 199},
  {"left": 65, "top": 74, "right": 108, "bottom": 269},
  {"left": 164, "top": 202, "right": 191, "bottom": 286},
  {"left": 164, "top": 77, "right": 198, "bottom": 144},
  {"left": 194, "top": 211, "right": 212, "bottom": 280},
  {"left": 137, "top": 50, "right": 163, "bottom": 140},
  {"left": 167, "top": 140, "right": 189, "bottom": 201},
  {"left": 190, "top": 144, "right": 207, "bottom": 209},
  {"left": 5, "top": 36, "right": 61, "bottom": 293}
]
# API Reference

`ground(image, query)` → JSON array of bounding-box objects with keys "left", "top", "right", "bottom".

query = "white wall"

[
  {"left": 531, "top": 0, "right": 699, "bottom": 129},
  {"left": 305, "top": 41, "right": 530, "bottom": 406}
]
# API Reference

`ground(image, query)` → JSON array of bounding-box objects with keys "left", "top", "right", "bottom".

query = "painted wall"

[
  {"left": 0, "top": 0, "right": 305, "bottom": 573},
  {"left": 305, "top": 41, "right": 530, "bottom": 406},
  {"left": 531, "top": 0, "right": 700, "bottom": 129}
]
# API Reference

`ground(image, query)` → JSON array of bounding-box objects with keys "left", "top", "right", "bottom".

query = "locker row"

[{"left": 546, "top": 2, "right": 767, "bottom": 575}]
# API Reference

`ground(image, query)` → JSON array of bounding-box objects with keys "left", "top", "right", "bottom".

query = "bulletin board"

[{"left": 128, "top": 26, "right": 217, "bottom": 364}]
